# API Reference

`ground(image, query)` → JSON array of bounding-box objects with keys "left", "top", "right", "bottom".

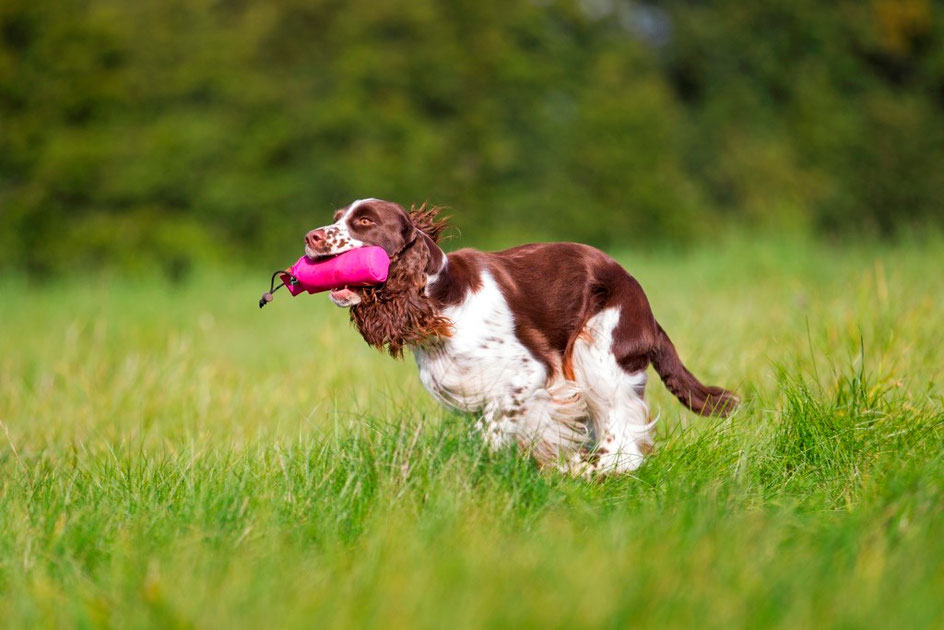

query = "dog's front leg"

[{"left": 472, "top": 406, "right": 517, "bottom": 452}]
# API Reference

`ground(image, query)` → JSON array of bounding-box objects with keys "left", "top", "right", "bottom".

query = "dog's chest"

[{"left": 413, "top": 272, "right": 545, "bottom": 413}]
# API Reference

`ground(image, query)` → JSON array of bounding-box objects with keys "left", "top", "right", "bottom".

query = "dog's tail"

[{"left": 649, "top": 323, "right": 738, "bottom": 416}]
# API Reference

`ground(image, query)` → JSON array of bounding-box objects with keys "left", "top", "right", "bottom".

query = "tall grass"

[{"left": 1, "top": 235, "right": 942, "bottom": 628}]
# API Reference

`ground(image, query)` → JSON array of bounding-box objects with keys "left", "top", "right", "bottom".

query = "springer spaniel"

[{"left": 305, "top": 198, "right": 737, "bottom": 475}]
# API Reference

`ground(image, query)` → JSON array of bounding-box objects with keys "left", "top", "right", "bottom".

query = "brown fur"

[
  {"left": 427, "top": 242, "right": 739, "bottom": 418},
  {"left": 348, "top": 205, "right": 453, "bottom": 357},
  {"left": 407, "top": 203, "right": 449, "bottom": 243},
  {"left": 313, "top": 199, "right": 738, "bottom": 417}
]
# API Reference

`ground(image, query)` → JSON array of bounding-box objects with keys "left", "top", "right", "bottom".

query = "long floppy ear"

[
  {"left": 349, "top": 225, "right": 452, "bottom": 357},
  {"left": 385, "top": 233, "right": 432, "bottom": 293},
  {"left": 407, "top": 202, "right": 448, "bottom": 276},
  {"left": 398, "top": 209, "right": 417, "bottom": 251}
]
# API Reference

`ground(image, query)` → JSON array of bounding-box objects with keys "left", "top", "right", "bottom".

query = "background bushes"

[{"left": 1, "top": 0, "right": 943, "bottom": 274}]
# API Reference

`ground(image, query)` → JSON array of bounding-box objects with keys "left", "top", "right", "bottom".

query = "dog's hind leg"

[{"left": 572, "top": 307, "right": 655, "bottom": 474}]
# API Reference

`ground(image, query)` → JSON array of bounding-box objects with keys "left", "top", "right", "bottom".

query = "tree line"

[{"left": 1, "top": 0, "right": 942, "bottom": 275}]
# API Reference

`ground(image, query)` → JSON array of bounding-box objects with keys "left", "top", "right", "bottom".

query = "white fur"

[
  {"left": 341, "top": 198, "right": 377, "bottom": 222},
  {"left": 306, "top": 198, "right": 371, "bottom": 260},
  {"left": 316, "top": 199, "right": 379, "bottom": 307},
  {"left": 311, "top": 207, "right": 656, "bottom": 474},
  {"left": 571, "top": 307, "right": 654, "bottom": 473},
  {"left": 414, "top": 271, "right": 590, "bottom": 461},
  {"left": 415, "top": 274, "right": 653, "bottom": 475}
]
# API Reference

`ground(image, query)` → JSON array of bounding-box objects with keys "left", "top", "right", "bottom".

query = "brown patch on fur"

[
  {"left": 561, "top": 355, "right": 577, "bottom": 381},
  {"left": 561, "top": 329, "right": 591, "bottom": 381},
  {"left": 427, "top": 248, "right": 483, "bottom": 307},
  {"left": 441, "top": 241, "right": 738, "bottom": 418},
  {"left": 338, "top": 200, "right": 737, "bottom": 417}
]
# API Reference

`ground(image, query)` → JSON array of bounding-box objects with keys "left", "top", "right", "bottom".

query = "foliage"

[
  {"left": 1, "top": 236, "right": 943, "bottom": 627},
  {"left": 1, "top": 0, "right": 943, "bottom": 273}
]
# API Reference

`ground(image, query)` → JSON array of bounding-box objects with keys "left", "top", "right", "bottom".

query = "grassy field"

[{"left": 1, "top": 235, "right": 943, "bottom": 629}]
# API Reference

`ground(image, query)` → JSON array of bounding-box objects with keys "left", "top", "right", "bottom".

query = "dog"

[{"left": 305, "top": 198, "right": 738, "bottom": 475}]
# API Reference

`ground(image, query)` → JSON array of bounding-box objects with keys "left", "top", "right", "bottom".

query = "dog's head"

[{"left": 305, "top": 198, "right": 451, "bottom": 355}]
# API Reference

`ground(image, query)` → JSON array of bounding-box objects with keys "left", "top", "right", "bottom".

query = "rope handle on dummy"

[
  {"left": 258, "top": 270, "right": 294, "bottom": 308},
  {"left": 258, "top": 246, "right": 391, "bottom": 309}
]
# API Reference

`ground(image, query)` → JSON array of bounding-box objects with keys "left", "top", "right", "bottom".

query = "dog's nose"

[{"left": 305, "top": 229, "right": 326, "bottom": 250}]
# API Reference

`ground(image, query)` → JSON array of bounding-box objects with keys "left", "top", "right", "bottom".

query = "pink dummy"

[{"left": 259, "top": 246, "right": 390, "bottom": 308}]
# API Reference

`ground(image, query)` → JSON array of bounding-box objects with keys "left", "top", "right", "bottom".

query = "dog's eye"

[{"left": 355, "top": 218, "right": 374, "bottom": 227}]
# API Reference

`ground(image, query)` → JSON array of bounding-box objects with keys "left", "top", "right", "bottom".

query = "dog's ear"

[
  {"left": 420, "top": 231, "right": 445, "bottom": 277},
  {"left": 350, "top": 220, "right": 452, "bottom": 357},
  {"left": 398, "top": 208, "right": 417, "bottom": 245}
]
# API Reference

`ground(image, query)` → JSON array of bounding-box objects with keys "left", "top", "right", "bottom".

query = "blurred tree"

[{"left": 1, "top": 0, "right": 942, "bottom": 275}]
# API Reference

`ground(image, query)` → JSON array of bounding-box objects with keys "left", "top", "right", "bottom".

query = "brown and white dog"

[{"left": 305, "top": 198, "right": 738, "bottom": 475}]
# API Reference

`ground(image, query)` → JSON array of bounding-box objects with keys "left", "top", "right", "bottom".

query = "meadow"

[{"left": 1, "top": 235, "right": 942, "bottom": 629}]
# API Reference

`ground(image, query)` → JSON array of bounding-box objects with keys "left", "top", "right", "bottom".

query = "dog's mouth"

[
  {"left": 328, "top": 286, "right": 364, "bottom": 308},
  {"left": 302, "top": 243, "right": 384, "bottom": 308},
  {"left": 329, "top": 287, "right": 359, "bottom": 302}
]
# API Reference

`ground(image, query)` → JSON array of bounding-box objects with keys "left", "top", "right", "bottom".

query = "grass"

[{"left": 1, "top": 234, "right": 942, "bottom": 629}]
